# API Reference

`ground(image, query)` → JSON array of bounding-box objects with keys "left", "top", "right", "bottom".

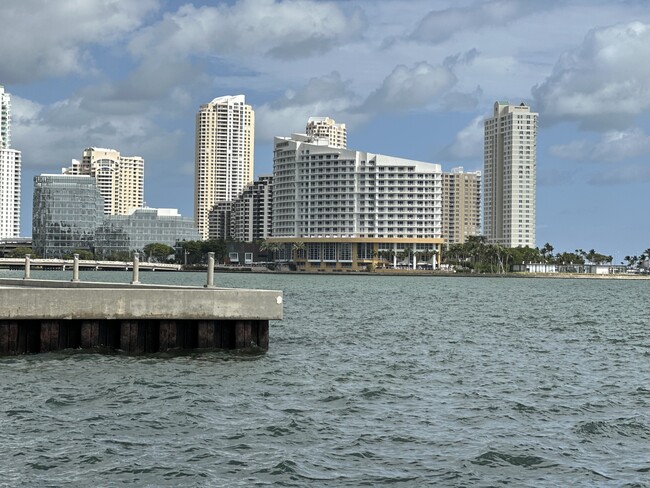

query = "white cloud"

[
  {"left": 10, "top": 95, "right": 183, "bottom": 174},
  {"left": 129, "top": 0, "right": 364, "bottom": 61},
  {"left": 255, "top": 72, "right": 362, "bottom": 141},
  {"left": 359, "top": 62, "right": 457, "bottom": 113},
  {"left": 0, "top": 0, "right": 158, "bottom": 83},
  {"left": 255, "top": 60, "right": 462, "bottom": 141},
  {"left": 440, "top": 115, "right": 485, "bottom": 161},
  {"left": 533, "top": 21, "right": 650, "bottom": 128},
  {"left": 550, "top": 128, "right": 650, "bottom": 162}
]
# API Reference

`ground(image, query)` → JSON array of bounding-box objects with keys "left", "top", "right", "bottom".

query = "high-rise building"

[
  {"left": 207, "top": 201, "right": 233, "bottom": 241},
  {"left": 195, "top": 95, "right": 255, "bottom": 239},
  {"left": 441, "top": 167, "right": 481, "bottom": 245},
  {"left": 0, "top": 149, "right": 21, "bottom": 238},
  {"left": 0, "top": 85, "right": 21, "bottom": 238},
  {"left": 305, "top": 117, "right": 347, "bottom": 149},
  {"left": 231, "top": 175, "right": 273, "bottom": 242},
  {"left": 1, "top": 85, "right": 11, "bottom": 149},
  {"left": 484, "top": 101, "right": 537, "bottom": 247},
  {"left": 270, "top": 134, "right": 443, "bottom": 271},
  {"left": 63, "top": 147, "right": 144, "bottom": 216}
]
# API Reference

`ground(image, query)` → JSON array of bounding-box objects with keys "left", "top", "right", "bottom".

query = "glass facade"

[
  {"left": 96, "top": 209, "right": 201, "bottom": 257},
  {"left": 33, "top": 175, "right": 201, "bottom": 258},
  {"left": 32, "top": 175, "right": 104, "bottom": 258}
]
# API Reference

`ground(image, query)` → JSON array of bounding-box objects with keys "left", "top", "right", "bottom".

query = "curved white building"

[{"left": 271, "top": 134, "right": 443, "bottom": 271}]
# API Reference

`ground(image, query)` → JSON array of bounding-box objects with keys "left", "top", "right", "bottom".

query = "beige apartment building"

[
  {"left": 484, "top": 101, "right": 537, "bottom": 247},
  {"left": 305, "top": 117, "right": 347, "bottom": 149},
  {"left": 63, "top": 147, "right": 144, "bottom": 216},
  {"left": 195, "top": 95, "right": 255, "bottom": 240},
  {"left": 441, "top": 167, "right": 481, "bottom": 245}
]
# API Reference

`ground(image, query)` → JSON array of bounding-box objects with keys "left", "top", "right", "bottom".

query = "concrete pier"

[{"left": 0, "top": 278, "right": 282, "bottom": 356}]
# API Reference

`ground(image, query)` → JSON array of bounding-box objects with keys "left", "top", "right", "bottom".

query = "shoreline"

[{"left": 206, "top": 267, "right": 650, "bottom": 280}]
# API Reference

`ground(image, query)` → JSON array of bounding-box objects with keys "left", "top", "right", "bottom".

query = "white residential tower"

[
  {"left": 0, "top": 85, "right": 21, "bottom": 238},
  {"left": 484, "top": 101, "right": 537, "bottom": 247},
  {"left": 195, "top": 95, "right": 255, "bottom": 239}
]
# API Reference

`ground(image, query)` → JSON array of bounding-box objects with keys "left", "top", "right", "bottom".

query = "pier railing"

[{"left": 0, "top": 254, "right": 283, "bottom": 356}]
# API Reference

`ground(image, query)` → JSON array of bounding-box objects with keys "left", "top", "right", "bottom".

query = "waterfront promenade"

[{"left": 0, "top": 257, "right": 181, "bottom": 271}]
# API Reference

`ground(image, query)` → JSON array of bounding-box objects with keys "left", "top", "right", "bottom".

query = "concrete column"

[
  {"left": 393, "top": 244, "right": 397, "bottom": 268},
  {"left": 23, "top": 254, "right": 31, "bottom": 280},
  {"left": 205, "top": 252, "right": 215, "bottom": 288},
  {"left": 413, "top": 244, "right": 417, "bottom": 270},
  {"left": 131, "top": 253, "right": 140, "bottom": 284},
  {"left": 71, "top": 254, "right": 80, "bottom": 282}
]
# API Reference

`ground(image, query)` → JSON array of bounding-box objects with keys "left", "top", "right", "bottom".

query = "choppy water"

[{"left": 1, "top": 270, "right": 649, "bottom": 487}]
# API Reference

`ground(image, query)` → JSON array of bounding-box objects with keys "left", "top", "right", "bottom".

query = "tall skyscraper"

[
  {"left": 63, "top": 147, "right": 144, "bottom": 216},
  {"left": 1, "top": 85, "right": 11, "bottom": 149},
  {"left": 484, "top": 101, "right": 537, "bottom": 248},
  {"left": 441, "top": 167, "right": 481, "bottom": 245},
  {"left": 195, "top": 95, "right": 255, "bottom": 240},
  {"left": 0, "top": 85, "right": 21, "bottom": 238},
  {"left": 305, "top": 117, "right": 347, "bottom": 148}
]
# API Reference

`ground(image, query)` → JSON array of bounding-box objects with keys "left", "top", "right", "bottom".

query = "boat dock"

[{"left": 0, "top": 254, "right": 283, "bottom": 356}]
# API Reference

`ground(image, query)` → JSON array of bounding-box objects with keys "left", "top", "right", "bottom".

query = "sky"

[{"left": 1, "top": 0, "right": 649, "bottom": 261}]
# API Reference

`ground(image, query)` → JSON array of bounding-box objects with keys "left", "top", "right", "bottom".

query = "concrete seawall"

[{"left": 0, "top": 278, "right": 283, "bottom": 356}]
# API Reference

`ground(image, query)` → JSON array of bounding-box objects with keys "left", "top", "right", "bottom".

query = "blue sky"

[{"left": 2, "top": 0, "right": 649, "bottom": 260}]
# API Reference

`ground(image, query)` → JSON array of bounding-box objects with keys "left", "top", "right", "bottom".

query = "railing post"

[
  {"left": 71, "top": 254, "right": 80, "bottom": 282},
  {"left": 23, "top": 254, "right": 31, "bottom": 280},
  {"left": 131, "top": 253, "right": 141, "bottom": 284},
  {"left": 205, "top": 252, "right": 215, "bottom": 288}
]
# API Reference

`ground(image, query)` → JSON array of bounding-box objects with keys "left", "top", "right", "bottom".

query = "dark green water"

[{"left": 1, "top": 270, "right": 649, "bottom": 487}]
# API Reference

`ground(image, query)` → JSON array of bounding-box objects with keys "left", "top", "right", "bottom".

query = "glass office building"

[
  {"left": 32, "top": 175, "right": 104, "bottom": 258},
  {"left": 96, "top": 208, "right": 201, "bottom": 257},
  {"left": 33, "top": 175, "right": 201, "bottom": 259}
]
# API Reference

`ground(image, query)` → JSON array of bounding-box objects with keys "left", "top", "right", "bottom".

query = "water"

[{"left": 1, "top": 270, "right": 649, "bottom": 487}]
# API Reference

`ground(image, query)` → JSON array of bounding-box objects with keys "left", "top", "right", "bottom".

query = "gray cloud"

[
  {"left": 129, "top": 0, "right": 365, "bottom": 61},
  {"left": 0, "top": 0, "right": 157, "bottom": 83},
  {"left": 410, "top": 0, "right": 552, "bottom": 45}
]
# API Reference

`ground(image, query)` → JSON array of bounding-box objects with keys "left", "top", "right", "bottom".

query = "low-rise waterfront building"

[
  {"left": 33, "top": 174, "right": 199, "bottom": 258},
  {"left": 96, "top": 208, "right": 201, "bottom": 257}
]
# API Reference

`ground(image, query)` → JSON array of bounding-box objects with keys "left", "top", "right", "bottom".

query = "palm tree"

[
  {"left": 260, "top": 240, "right": 281, "bottom": 264},
  {"left": 292, "top": 241, "right": 306, "bottom": 263}
]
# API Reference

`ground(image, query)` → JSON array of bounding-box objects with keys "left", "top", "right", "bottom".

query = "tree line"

[
  {"left": 441, "top": 237, "right": 647, "bottom": 274},
  {"left": 5, "top": 240, "right": 230, "bottom": 265}
]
